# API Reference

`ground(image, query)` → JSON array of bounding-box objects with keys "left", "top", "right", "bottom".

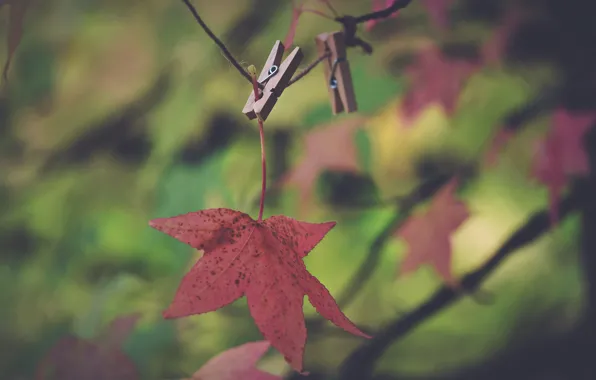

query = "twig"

[
  {"left": 182, "top": 0, "right": 413, "bottom": 88},
  {"left": 288, "top": 51, "right": 331, "bottom": 86},
  {"left": 352, "top": 0, "right": 413, "bottom": 23},
  {"left": 336, "top": 188, "right": 583, "bottom": 380},
  {"left": 181, "top": 0, "right": 254, "bottom": 86},
  {"left": 334, "top": 0, "right": 414, "bottom": 54}
]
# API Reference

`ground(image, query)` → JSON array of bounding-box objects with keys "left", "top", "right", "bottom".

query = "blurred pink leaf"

[
  {"left": 97, "top": 313, "right": 141, "bottom": 350},
  {"left": 532, "top": 109, "right": 595, "bottom": 225},
  {"left": 365, "top": 0, "right": 398, "bottom": 31},
  {"left": 35, "top": 313, "right": 140, "bottom": 380},
  {"left": 420, "top": 0, "right": 455, "bottom": 29},
  {"left": 281, "top": 117, "right": 367, "bottom": 210},
  {"left": 481, "top": 10, "right": 522, "bottom": 65},
  {"left": 188, "top": 341, "right": 281, "bottom": 380},
  {"left": 399, "top": 45, "right": 478, "bottom": 126},
  {"left": 484, "top": 128, "right": 516, "bottom": 167},
  {"left": 395, "top": 179, "right": 470, "bottom": 287}
]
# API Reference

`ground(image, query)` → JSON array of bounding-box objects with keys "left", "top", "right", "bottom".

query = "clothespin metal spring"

[
  {"left": 329, "top": 57, "right": 346, "bottom": 89},
  {"left": 261, "top": 65, "right": 279, "bottom": 84}
]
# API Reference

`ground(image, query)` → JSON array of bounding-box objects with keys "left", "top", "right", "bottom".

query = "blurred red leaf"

[
  {"left": 0, "top": 0, "right": 30, "bottom": 81},
  {"left": 97, "top": 313, "right": 141, "bottom": 350},
  {"left": 420, "top": 0, "right": 454, "bottom": 29},
  {"left": 395, "top": 179, "right": 470, "bottom": 287},
  {"left": 532, "top": 109, "right": 595, "bottom": 225},
  {"left": 281, "top": 117, "right": 366, "bottom": 209},
  {"left": 35, "top": 314, "right": 140, "bottom": 380},
  {"left": 481, "top": 9, "right": 522, "bottom": 65},
  {"left": 188, "top": 341, "right": 281, "bottom": 380},
  {"left": 149, "top": 208, "right": 369, "bottom": 373},
  {"left": 399, "top": 45, "right": 478, "bottom": 126}
]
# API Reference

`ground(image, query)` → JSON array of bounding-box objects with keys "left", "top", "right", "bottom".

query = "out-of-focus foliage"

[{"left": 0, "top": 1, "right": 586, "bottom": 379}]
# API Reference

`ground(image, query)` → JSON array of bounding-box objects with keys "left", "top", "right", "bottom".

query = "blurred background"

[{"left": 1, "top": 0, "right": 595, "bottom": 379}]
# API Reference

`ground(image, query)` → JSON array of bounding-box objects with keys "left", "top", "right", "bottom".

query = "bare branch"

[{"left": 336, "top": 187, "right": 583, "bottom": 380}]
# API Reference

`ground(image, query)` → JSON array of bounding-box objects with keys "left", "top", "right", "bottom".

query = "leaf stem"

[
  {"left": 257, "top": 118, "right": 267, "bottom": 222},
  {"left": 249, "top": 68, "right": 267, "bottom": 222}
]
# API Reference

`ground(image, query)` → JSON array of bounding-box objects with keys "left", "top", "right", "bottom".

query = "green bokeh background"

[{"left": 0, "top": 1, "right": 586, "bottom": 379}]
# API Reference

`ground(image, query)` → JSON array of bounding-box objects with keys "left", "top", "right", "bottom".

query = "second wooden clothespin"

[
  {"left": 315, "top": 31, "right": 357, "bottom": 114},
  {"left": 242, "top": 41, "right": 304, "bottom": 121}
]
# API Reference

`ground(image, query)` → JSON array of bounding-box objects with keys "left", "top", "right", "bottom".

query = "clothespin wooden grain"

[
  {"left": 315, "top": 31, "right": 357, "bottom": 114},
  {"left": 242, "top": 40, "right": 304, "bottom": 121}
]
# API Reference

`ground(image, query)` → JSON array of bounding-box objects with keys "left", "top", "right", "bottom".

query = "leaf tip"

[
  {"left": 161, "top": 308, "right": 176, "bottom": 319},
  {"left": 148, "top": 217, "right": 167, "bottom": 230}
]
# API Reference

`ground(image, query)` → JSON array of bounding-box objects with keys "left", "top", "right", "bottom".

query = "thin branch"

[
  {"left": 287, "top": 51, "right": 331, "bottom": 86},
  {"left": 334, "top": 0, "right": 414, "bottom": 54},
  {"left": 181, "top": 0, "right": 253, "bottom": 85},
  {"left": 352, "top": 0, "right": 413, "bottom": 24},
  {"left": 336, "top": 188, "right": 584, "bottom": 380}
]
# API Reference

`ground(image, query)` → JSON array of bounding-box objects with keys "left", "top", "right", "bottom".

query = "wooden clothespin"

[
  {"left": 242, "top": 41, "right": 304, "bottom": 121},
  {"left": 315, "top": 31, "right": 357, "bottom": 114}
]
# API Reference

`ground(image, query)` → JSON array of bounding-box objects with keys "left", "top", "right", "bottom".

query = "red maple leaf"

[
  {"left": 365, "top": 0, "right": 399, "bottom": 31},
  {"left": 420, "top": 0, "right": 454, "bottom": 30},
  {"left": 149, "top": 208, "right": 370, "bottom": 373},
  {"left": 187, "top": 341, "right": 281, "bottom": 380},
  {"left": 399, "top": 45, "right": 478, "bottom": 126},
  {"left": 532, "top": 108, "right": 595, "bottom": 225},
  {"left": 0, "top": 0, "right": 30, "bottom": 81},
  {"left": 281, "top": 117, "right": 366, "bottom": 210},
  {"left": 395, "top": 179, "right": 470, "bottom": 287},
  {"left": 35, "top": 314, "right": 140, "bottom": 380}
]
